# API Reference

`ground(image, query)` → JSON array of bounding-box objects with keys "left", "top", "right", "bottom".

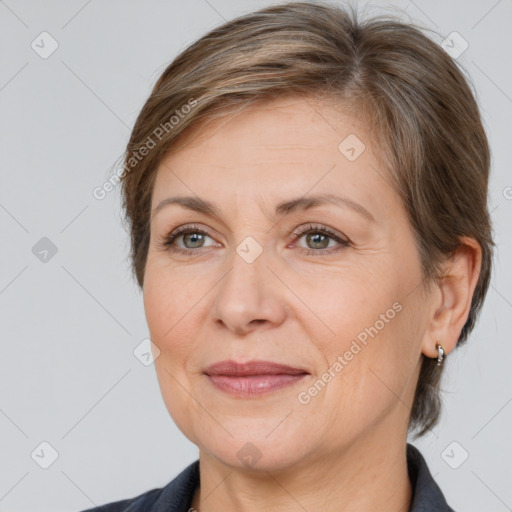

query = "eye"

[
  {"left": 158, "top": 224, "right": 218, "bottom": 254},
  {"left": 157, "top": 223, "right": 349, "bottom": 256},
  {"left": 291, "top": 224, "right": 349, "bottom": 255}
]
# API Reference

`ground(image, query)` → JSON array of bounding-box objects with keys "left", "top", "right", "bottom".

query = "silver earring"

[{"left": 435, "top": 342, "right": 445, "bottom": 366}]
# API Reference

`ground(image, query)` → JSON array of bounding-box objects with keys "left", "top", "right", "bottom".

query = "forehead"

[
  {"left": 165, "top": 95, "right": 369, "bottom": 159},
  {"left": 151, "top": 95, "right": 395, "bottom": 216}
]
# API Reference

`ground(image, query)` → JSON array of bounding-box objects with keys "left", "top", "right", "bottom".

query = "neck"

[{"left": 190, "top": 417, "right": 412, "bottom": 512}]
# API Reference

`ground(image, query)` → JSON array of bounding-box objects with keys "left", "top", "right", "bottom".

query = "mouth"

[{"left": 204, "top": 360, "right": 309, "bottom": 398}]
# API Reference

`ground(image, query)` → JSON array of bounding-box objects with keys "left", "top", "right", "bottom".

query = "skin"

[{"left": 143, "top": 95, "right": 481, "bottom": 512}]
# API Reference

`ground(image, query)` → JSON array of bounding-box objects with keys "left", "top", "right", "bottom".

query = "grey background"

[{"left": 0, "top": 0, "right": 511, "bottom": 510}]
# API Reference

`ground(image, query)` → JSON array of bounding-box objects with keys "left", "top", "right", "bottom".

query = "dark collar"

[
  {"left": 93, "top": 444, "right": 454, "bottom": 511},
  {"left": 406, "top": 443, "right": 455, "bottom": 511}
]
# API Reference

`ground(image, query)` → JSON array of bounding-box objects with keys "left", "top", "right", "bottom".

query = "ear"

[{"left": 421, "top": 237, "right": 482, "bottom": 358}]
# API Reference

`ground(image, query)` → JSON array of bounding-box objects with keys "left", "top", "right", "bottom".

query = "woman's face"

[{"left": 144, "top": 96, "right": 431, "bottom": 471}]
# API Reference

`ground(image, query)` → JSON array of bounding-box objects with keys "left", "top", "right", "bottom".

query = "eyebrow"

[{"left": 151, "top": 193, "right": 375, "bottom": 223}]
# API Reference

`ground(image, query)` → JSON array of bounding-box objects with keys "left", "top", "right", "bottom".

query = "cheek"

[
  {"left": 302, "top": 263, "right": 399, "bottom": 344},
  {"left": 143, "top": 259, "right": 201, "bottom": 357},
  {"left": 313, "top": 308, "right": 416, "bottom": 437},
  {"left": 308, "top": 266, "right": 418, "bottom": 403},
  {"left": 143, "top": 262, "right": 207, "bottom": 438}
]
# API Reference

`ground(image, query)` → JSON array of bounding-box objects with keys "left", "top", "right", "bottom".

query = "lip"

[
  {"left": 204, "top": 360, "right": 309, "bottom": 376},
  {"left": 204, "top": 360, "right": 309, "bottom": 398}
]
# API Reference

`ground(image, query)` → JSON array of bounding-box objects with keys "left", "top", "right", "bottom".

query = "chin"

[{"left": 192, "top": 420, "right": 314, "bottom": 473}]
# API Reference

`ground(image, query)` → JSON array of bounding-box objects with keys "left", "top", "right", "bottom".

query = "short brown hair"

[{"left": 118, "top": 1, "right": 494, "bottom": 437}]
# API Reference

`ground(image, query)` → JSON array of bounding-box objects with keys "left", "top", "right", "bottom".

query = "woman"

[{"left": 82, "top": 2, "right": 493, "bottom": 511}]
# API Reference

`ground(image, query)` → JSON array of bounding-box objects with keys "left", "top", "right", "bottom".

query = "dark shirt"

[{"left": 79, "top": 443, "right": 454, "bottom": 511}]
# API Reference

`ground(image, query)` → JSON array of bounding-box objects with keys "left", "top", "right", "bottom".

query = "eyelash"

[{"left": 157, "top": 223, "right": 350, "bottom": 256}]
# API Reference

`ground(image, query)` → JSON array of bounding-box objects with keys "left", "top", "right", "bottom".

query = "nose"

[{"left": 212, "top": 247, "right": 287, "bottom": 335}]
